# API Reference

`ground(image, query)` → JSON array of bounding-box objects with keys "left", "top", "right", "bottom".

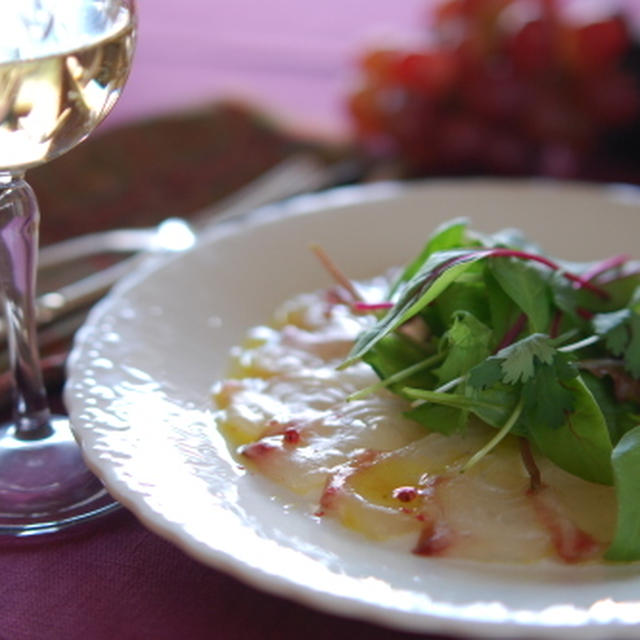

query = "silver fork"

[{"left": 0, "top": 153, "right": 349, "bottom": 348}]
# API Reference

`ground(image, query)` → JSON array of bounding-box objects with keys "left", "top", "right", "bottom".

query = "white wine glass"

[{"left": 0, "top": 0, "right": 136, "bottom": 535}]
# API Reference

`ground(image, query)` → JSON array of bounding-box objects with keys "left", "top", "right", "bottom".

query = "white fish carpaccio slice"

[{"left": 213, "top": 285, "right": 616, "bottom": 564}]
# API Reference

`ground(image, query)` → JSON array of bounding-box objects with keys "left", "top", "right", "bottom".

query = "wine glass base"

[{"left": 0, "top": 415, "right": 120, "bottom": 536}]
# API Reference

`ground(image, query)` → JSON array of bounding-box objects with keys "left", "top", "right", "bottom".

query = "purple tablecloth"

[{"left": 4, "top": 510, "right": 443, "bottom": 640}]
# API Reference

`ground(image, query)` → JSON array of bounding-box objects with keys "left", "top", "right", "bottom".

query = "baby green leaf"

[
  {"left": 342, "top": 250, "right": 484, "bottom": 368},
  {"left": 362, "top": 333, "right": 434, "bottom": 383},
  {"left": 355, "top": 336, "right": 441, "bottom": 400},
  {"left": 605, "top": 425, "right": 640, "bottom": 561},
  {"left": 593, "top": 309, "right": 630, "bottom": 355},
  {"left": 403, "top": 403, "right": 467, "bottom": 436},
  {"left": 484, "top": 269, "right": 521, "bottom": 348},
  {"left": 465, "top": 383, "right": 526, "bottom": 436},
  {"left": 489, "top": 257, "right": 551, "bottom": 332},
  {"left": 593, "top": 309, "right": 640, "bottom": 378},
  {"left": 521, "top": 360, "right": 576, "bottom": 430},
  {"left": 582, "top": 372, "right": 638, "bottom": 446},
  {"left": 627, "top": 314, "right": 640, "bottom": 378},
  {"left": 528, "top": 376, "right": 613, "bottom": 485},
  {"left": 391, "top": 217, "right": 469, "bottom": 294},
  {"left": 433, "top": 278, "right": 491, "bottom": 328}
]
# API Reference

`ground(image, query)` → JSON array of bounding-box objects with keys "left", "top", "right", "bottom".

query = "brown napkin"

[{"left": 30, "top": 101, "right": 312, "bottom": 246}]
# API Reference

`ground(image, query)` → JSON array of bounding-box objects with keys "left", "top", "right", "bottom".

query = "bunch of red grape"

[{"left": 348, "top": 0, "right": 640, "bottom": 180}]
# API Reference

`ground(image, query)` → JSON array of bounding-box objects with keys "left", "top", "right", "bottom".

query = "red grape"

[{"left": 348, "top": 0, "right": 640, "bottom": 180}]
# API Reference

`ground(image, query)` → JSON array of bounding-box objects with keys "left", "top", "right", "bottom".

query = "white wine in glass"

[{"left": 0, "top": 0, "right": 136, "bottom": 534}]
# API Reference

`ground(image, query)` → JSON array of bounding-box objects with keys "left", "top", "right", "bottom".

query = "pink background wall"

[
  {"left": 110, "top": 0, "right": 430, "bottom": 137},
  {"left": 111, "top": 1, "right": 640, "bottom": 138}
]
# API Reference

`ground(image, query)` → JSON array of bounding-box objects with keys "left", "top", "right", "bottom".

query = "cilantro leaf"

[
  {"left": 467, "top": 334, "right": 562, "bottom": 391},
  {"left": 469, "top": 352, "right": 570, "bottom": 435},
  {"left": 496, "top": 333, "right": 556, "bottom": 384},
  {"left": 469, "top": 336, "right": 578, "bottom": 430},
  {"left": 434, "top": 311, "right": 492, "bottom": 383},
  {"left": 467, "top": 357, "right": 503, "bottom": 389}
]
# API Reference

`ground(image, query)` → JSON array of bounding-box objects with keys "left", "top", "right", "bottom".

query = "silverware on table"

[{"left": 0, "top": 153, "right": 349, "bottom": 350}]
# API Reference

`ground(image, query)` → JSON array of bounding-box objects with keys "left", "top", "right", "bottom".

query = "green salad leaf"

[
  {"left": 526, "top": 376, "right": 613, "bottom": 485},
  {"left": 341, "top": 249, "right": 486, "bottom": 368},
  {"left": 390, "top": 217, "right": 471, "bottom": 295},
  {"left": 489, "top": 257, "right": 551, "bottom": 333},
  {"left": 606, "top": 426, "right": 640, "bottom": 562},
  {"left": 341, "top": 220, "right": 640, "bottom": 562},
  {"left": 434, "top": 311, "right": 492, "bottom": 383},
  {"left": 593, "top": 308, "right": 640, "bottom": 377}
]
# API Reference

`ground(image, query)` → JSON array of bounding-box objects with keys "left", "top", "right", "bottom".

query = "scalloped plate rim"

[{"left": 65, "top": 178, "right": 640, "bottom": 639}]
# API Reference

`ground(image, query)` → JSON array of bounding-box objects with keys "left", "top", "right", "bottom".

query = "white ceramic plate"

[{"left": 66, "top": 179, "right": 640, "bottom": 639}]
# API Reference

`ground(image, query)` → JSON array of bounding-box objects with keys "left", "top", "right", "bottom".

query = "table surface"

[{"left": 4, "top": 1, "right": 640, "bottom": 639}]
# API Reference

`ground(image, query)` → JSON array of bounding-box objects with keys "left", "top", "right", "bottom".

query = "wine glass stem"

[{"left": 0, "top": 172, "right": 51, "bottom": 440}]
